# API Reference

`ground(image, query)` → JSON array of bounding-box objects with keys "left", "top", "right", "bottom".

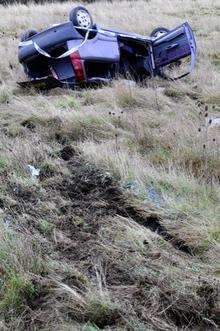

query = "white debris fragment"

[
  {"left": 209, "top": 117, "right": 220, "bottom": 128},
  {"left": 123, "top": 79, "right": 137, "bottom": 87},
  {"left": 26, "top": 165, "right": 40, "bottom": 180}
]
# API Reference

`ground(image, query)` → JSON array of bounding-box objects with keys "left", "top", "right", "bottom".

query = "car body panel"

[
  {"left": 19, "top": 22, "right": 83, "bottom": 63},
  {"left": 67, "top": 33, "right": 120, "bottom": 62}
]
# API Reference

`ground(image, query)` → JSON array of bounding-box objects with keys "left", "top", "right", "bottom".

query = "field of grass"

[{"left": 0, "top": 0, "right": 220, "bottom": 330}]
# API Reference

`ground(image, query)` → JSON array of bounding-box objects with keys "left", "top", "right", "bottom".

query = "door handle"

[{"left": 166, "top": 43, "right": 179, "bottom": 50}]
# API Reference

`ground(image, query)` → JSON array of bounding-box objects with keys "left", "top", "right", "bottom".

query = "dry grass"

[{"left": 0, "top": 0, "right": 220, "bottom": 330}]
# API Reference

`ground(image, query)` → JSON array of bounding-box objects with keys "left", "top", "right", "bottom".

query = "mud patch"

[
  {"left": 60, "top": 145, "right": 76, "bottom": 161},
  {"left": 59, "top": 153, "right": 193, "bottom": 255}
]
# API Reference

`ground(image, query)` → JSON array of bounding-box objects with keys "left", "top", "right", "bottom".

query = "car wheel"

[
  {"left": 69, "top": 6, "right": 93, "bottom": 29},
  {"left": 20, "top": 29, "right": 38, "bottom": 42},
  {"left": 150, "top": 27, "right": 169, "bottom": 39}
]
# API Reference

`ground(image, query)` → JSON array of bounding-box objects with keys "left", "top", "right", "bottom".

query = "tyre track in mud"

[
  {"left": 61, "top": 147, "right": 194, "bottom": 255},
  {"left": 116, "top": 204, "right": 193, "bottom": 255},
  {"left": 5, "top": 147, "right": 218, "bottom": 330}
]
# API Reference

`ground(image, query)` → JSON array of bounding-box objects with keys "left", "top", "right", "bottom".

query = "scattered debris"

[
  {"left": 1, "top": 150, "right": 219, "bottom": 329},
  {"left": 122, "top": 180, "right": 140, "bottom": 195},
  {"left": 208, "top": 117, "right": 220, "bottom": 128},
  {"left": 3, "top": 215, "right": 14, "bottom": 227},
  {"left": 146, "top": 184, "right": 164, "bottom": 207},
  {"left": 123, "top": 180, "right": 164, "bottom": 207},
  {"left": 26, "top": 165, "right": 40, "bottom": 180}
]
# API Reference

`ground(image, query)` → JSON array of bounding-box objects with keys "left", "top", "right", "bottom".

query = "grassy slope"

[{"left": 0, "top": 1, "right": 220, "bottom": 330}]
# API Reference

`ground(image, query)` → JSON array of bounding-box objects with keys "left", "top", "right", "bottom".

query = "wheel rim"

[{"left": 76, "top": 10, "right": 91, "bottom": 28}]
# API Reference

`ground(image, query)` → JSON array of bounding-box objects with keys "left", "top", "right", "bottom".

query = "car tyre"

[
  {"left": 69, "top": 6, "right": 93, "bottom": 30},
  {"left": 150, "top": 27, "right": 169, "bottom": 39},
  {"left": 20, "top": 29, "right": 38, "bottom": 42}
]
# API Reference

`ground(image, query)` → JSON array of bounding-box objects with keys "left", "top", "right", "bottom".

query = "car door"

[{"left": 152, "top": 22, "right": 196, "bottom": 76}]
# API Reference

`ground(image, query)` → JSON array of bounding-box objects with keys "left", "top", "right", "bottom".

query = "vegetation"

[{"left": 0, "top": 0, "right": 219, "bottom": 330}]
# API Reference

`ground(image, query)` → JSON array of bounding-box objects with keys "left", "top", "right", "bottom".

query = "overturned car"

[{"left": 18, "top": 5, "right": 196, "bottom": 89}]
